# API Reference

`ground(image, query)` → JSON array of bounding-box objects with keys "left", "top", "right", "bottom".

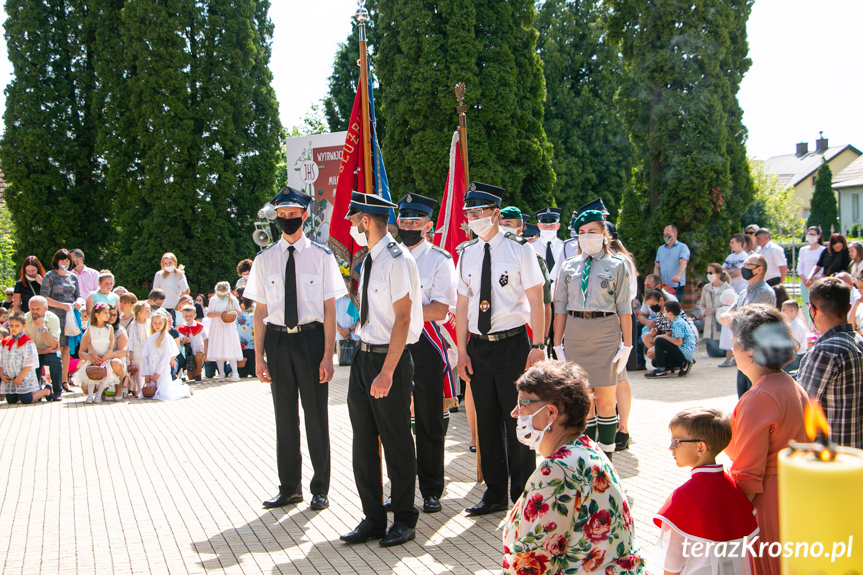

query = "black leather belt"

[
  {"left": 268, "top": 321, "right": 323, "bottom": 333},
  {"left": 359, "top": 342, "right": 389, "bottom": 353},
  {"left": 471, "top": 326, "right": 526, "bottom": 342},
  {"left": 569, "top": 311, "right": 615, "bottom": 319}
]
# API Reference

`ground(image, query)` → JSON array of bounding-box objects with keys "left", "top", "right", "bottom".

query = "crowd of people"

[
  {"left": 4, "top": 186, "right": 861, "bottom": 575},
  {"left": 0, "top": 249, "right": 259, "bottom": 404}
]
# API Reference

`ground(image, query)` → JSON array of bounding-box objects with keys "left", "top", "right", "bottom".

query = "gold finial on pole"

[{"left": 455, "top": 83, "right": 470, "bottom": 189}]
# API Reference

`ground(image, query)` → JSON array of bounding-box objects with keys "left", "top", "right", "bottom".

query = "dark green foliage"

[
  {"left": 2, "top": 0, "right": 282, "bottom": 297},
  {"left": 609, "top": 0, "right": 754, "bottom": 276},
  {"left": 807, "top": 161, "right": 837, "bottom": 235},
  {"left": 1, "top": 0, "right": 116, "bottom": 268},
  {"left": 372, "top": 0, "right": 554, "bottom": 210},
  {"left": 536, "top": 0, "right": 632, "bottom": 223}
]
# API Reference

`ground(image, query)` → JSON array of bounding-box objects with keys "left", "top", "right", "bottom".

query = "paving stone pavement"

[{"left": 0, "top": 346, "right": 739, "bottom": 574}]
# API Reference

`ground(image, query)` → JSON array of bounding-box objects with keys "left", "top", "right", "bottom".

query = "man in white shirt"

[{"left": 754, "top": 228, "right": 787, "bottom": 287}]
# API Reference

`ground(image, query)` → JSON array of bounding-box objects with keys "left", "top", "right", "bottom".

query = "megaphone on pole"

[{"left": 252, "top": 222, "right": 271, "bottom": 247}]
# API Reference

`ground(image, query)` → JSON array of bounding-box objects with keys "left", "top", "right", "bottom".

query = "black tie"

[
  {"left": 546, "top": 241, "right": 555, "bottom": 271},
  {"left": 284, "top": 246, "right": 298, "bottom": 328},
  {"left": 478, "top": 243, "right": 492, "bottom": 335},
  {"left": 360, "top": 254, "right": 372, "bottom": 327}
]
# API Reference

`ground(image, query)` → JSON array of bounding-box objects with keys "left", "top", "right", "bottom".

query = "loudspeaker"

[{"left": 252, "top": 223, "right": 271, "bottom": 247}]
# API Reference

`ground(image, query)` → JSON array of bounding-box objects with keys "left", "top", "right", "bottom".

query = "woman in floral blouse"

[{"left": 502, "top": 360, "right": 644, "bottom": 575}]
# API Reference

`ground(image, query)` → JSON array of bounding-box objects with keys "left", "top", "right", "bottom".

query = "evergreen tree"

[
  {"left": 1, "top": 0, "right": 116, "bottom": 267},
  {"left": 371, "top": 0, "right": 554, "bottom": 210},
  {"left": 609, "top": 0, "right": 754, "bottom": 275},
  {"left": 807, "top": 161, "right": 837, "bottom": 235},
  {"left": 535, "top": 0, "right": 632, "bottom": 223},
  {"left": 103, "top": 0, "right": 281, "bottom": 296}
]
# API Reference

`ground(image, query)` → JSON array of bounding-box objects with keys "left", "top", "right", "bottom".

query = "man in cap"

[
  {"left": 533, "top": 207, "right": 564, "bottom": 279},
  {"left": 340, "top": 192, "right": 424, "bottom": 547},
  {"left": 455, "top": 183, "right": 546, "bottom": 515},
  {"left": 499, "top": 207, "right": 552, "bottom": 337},
  {"left": 394, "top": 192, "right": 457, "bottom": 514},
  {"left": 244, "top": 186, "right": 347, "bottom": 512}
]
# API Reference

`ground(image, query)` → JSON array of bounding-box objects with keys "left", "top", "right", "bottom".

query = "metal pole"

[{"left": 356, "top": 3, "right": 374, "bottom": 197}]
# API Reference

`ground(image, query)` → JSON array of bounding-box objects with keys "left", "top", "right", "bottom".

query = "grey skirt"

[{"left": 563, "top": 315, "right": 622, "bottom": 388}]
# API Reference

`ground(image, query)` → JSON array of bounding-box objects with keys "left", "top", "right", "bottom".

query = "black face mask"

[
  {"left": 741, "top": 267, "right": 756, "bottom": 281},
  {"left": 649, "top": 304, "right": 662, "bottom": 313},
  {"left": 277, "top": 216, "right": 303, "bottom": 236},
  {"left": 399, "top": 229, "right": 424, "bottom": 247}
]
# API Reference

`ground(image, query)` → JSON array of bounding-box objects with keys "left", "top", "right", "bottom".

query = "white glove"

[
  {"left": 553, "top": 345, "right": 566, "bottom": 364},
  {"left": 613, "top": 345, "right": 632, "bottom": 374}
]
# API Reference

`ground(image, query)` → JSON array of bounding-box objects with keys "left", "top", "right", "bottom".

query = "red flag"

[
  {"left": 329, "top": 87, "right": 369, "bottom": 297},
  {"left": 434, "top": 131, "right": 469, "bottom": 265}
]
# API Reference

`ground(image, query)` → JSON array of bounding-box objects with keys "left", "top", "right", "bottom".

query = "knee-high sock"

[
  {"left": 584, "top": 416, "right": 597, "bottom": 442},
  {"left": 597, "top": 414, "right": 619, "bottom": 453}
]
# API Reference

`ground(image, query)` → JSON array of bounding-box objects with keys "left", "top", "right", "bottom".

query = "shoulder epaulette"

[
  {"left": 310, "top": 240, "right": 333, "bottom": 255},
  {"left": 387, "top": 242, "right": 403, "bottom": 258},
  {"left": 504, "top": 232, "right": 527, "bottom": 245},
  {"left": 256, "top": 242, "right": 278, "bottom": 256},
  {"left": 430, "top": 244, "right": 453, "bottom": 259},
  {"left": 611, "top": 254, "right": 623, "bottom": 261},
  {"left": 456, "top": 238, "right": 479, "bottom": 252}
]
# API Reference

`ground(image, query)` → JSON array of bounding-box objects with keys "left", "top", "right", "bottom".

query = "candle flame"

[{"left": 804, "top": 398, "right": 832, "bottom": 441}]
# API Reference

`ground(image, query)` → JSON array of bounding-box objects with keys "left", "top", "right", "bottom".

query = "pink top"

[{"left": 726, "top": 371, "right": 809, "bottom": 494}]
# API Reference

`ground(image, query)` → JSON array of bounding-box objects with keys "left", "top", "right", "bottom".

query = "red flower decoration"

[
  {"left": 523, "top": 493, "right": 550, "bottom": 522},
  {"left": 582, "top": 547, "right": 607, "bottom": 572},
  {"left": 502, "top": 557, "right": 510, "bottom": 569},
  {"left": 591, "top": 466, "right": 611, "bottom": 493},
  {"left": 548, "top": 447, "right": 571, "bottom": 460},
  {"left": 540, "top": 465, "right": 552, "bottom": 476},
  {"left": 513, "top": 552, "right": 550, "bottom": 575},
  {"left": 616, "top": 556, "right": 641, "bottom": 570},
  {"left": 583, "top": 509, "right": 612, "bottom": 543},
  {"left": 544, "top": 522, "right": 557, "bottom": 532},
  {"left": 542, "top": 533, "right": 567, "bottom": 557}
]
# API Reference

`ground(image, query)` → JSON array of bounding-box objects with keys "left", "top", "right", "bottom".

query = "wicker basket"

[
  {"left": 86, "top": 364, "right": 108, "bottom": 381},
  {"left": 127, "top": 364, "right": 140, "bottom": 376},
  {"left": 221, "top": 310, "right": 239, "bottom": 323},
  {"left": 142, "top": 384, "right": 156, "bottom": 398}
]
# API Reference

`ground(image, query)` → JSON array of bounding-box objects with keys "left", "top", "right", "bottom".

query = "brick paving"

[{"left": 0, "top": 346, "right": 739, "bottom": 574}]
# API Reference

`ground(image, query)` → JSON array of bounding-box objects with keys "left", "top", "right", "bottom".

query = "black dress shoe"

[
  {"left": 310, "top": 494, "right": 329, "bottom": 510},
  {"left": 380, "top": 522, "right": 416, "bottom": 547},
  {"left": 465, "top": 500, "right": 507, "bottom": 516},
  {"left": 615, "top": 431, "right": 630, "bottom": 452},
  {"left": 340, "top": 519, "right": 386, "bottom": 543},
  {"left": 262, "top": 492, "right": 302, "bottom": 508},
  {"left": 423, "top": 495, "right": 442, "bottom": 513}
]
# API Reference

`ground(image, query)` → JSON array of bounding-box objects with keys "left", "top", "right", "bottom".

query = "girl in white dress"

[
  {"left": 205, "top": 282, "right": 242, "bottom": 382},
  {"left": 142, "top": 309, "right": 191, "bottom": 401},
  {"left": 126, "top": 302, "right": 151, "bottom": 398},
  {"left": 74, "top": 303, "right": 119, "bottom": 404}
]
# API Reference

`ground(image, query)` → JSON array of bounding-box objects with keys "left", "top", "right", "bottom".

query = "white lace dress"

[
  {"left": 142, "top": 333, "right": 190, "bottom": 401},
  {"left": 205, "top": 295, "right": 243, "bottom": 362},
  {"left": 0, "top": 336, "right": 40, "bottom": 395},
  {"left": 72, "top": 326, "right": 120, "bottom": 389}
]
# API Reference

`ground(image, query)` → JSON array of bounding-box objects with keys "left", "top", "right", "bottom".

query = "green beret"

[
  {"left": 572, "top": 209, "right": 605, "bottom": 230},
  {"left": 499, "top": 206, "right": 523, "bottom": 220}
]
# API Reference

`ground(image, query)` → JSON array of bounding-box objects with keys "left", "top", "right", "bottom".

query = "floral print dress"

[{"left": 502, "top": 437, "right": 644, "bottom": 575}]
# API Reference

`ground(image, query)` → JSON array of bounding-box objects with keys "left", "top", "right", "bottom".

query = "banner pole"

[
  {"left": 456, "top": 83, "right": 470, "bottom": 189},
  {"left": 356, "top": 3, "right": 374, "bottom": 196}
]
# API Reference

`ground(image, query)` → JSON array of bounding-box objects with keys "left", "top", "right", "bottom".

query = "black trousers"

[
  {"left": 347, "top": 348, "right": 418, "bottom": 528},
  {"left": 37, "top": 352, "right": 62, "bottom": 398},
  {"left": 653, "top": 337, "right": 687, "bottom": 370},
  {"left": 264, "top": 327, "right": 330, "bottom": 497},
  {"left": 410, "top": 335, "right": 445, "bottom": 498},
  {"left": 467, "top": 329, "right": 536, "bottom": 504}
]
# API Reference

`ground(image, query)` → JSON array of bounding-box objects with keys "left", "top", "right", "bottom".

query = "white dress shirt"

[
  {"left": 357, "top": 233, "right": 424, "bottom": 345},
  {"left": 244, "top": 235, "right": 347, "bottom": 327},
  {"left": 458, "top": 231, "right": 544, "bottom": 334},
  {"left": 757, "top": 240, "right": 787, "bottom": 281},
  {"left": 406, "top": 240, "right": 457, "bottom": 308},
  {"left": 532, "top": 233, "right": 564, "bottom": 281}
]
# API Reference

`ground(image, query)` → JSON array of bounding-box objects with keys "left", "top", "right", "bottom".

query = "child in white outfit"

[
  {"left": 205, "top": 282, "right": 243, "bottom": 382},
  {"left": 126, "top": 302, "right": 151, "bottom": 398},
  {"left": 74, "top": 303, "right": 119, "bottom": 404},
  {"left": 142, "top": 309, "right": 191, "bottom": 401}
]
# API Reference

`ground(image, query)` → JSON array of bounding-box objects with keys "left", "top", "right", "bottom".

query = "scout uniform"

[
  {"left": 244, "top": 186, "right": 347, "bottom": 510},
  {"left": 457, "top": 183, "right": 545, "bottom": 513},
  {"left": 341, "top": 192, "right": 424, "bottom": 546},
  {"left": 561, "top": 198, "right": 610, "bottom": 261},
  {"left": 554, "top": 209, "right": 631, "bottom": 455},
  {"left": 396, "top": 193, "right": 457, "bottom": 513}
]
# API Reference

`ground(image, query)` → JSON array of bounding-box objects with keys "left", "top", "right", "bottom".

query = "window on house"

[{"left": 854, "top": 194, "right": 860, "bottom": 223}]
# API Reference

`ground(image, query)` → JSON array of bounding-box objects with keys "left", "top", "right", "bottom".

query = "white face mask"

[
  {"left": 807, "top": 235, "right": 819, "bottom": 244},
  {"left": 539, "top": 229, "right": 557, "bottom": 242},
  {"left": 164, "top": 265, "right": 176, "bottom": 273},
  {"left": 58, "top": 264, "right": 68, "bottom": 271},
  {"left": 578, "top": 233, "right": 605, "bottom": 256},
  {"left": 350, "top": 224, "right": 368, "bottom": 247},
  {"left": 706, "top": 273, "right": 717, "bottom": 283},
  {"left": 26, "top": 275, "right": 37, "bottom": 282},
  {"left": 516, "top": 405, "right": 552, "bottom": 451},
  {"left": 499, "top": 225, "right": 518, "bottom": 236},
  {"left": 468, "top": 215, "right": 495, "bottom": 238}
]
